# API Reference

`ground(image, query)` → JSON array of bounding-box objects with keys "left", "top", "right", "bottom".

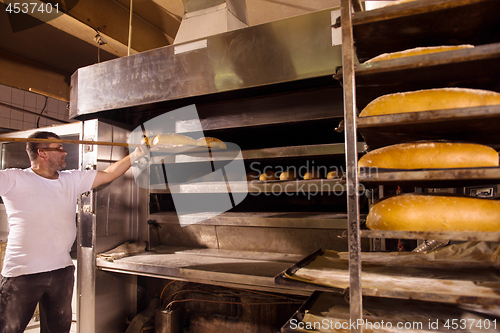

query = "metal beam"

[{"left": 340, "top": 0, "right": 362, "bottom": 331}]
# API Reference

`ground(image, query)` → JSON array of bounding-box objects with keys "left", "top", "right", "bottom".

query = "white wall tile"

[
  {"left": 47, "top": 98, "right": 58, "bottom": 113},
  {"left": 0, "top": 118, "right": 10, "bottom": 128},
  {"left": 24, "top": 113, "right": 36, "bottom": 123},
  {"left": 0, "top": 86, "right": 11, "bottom": 103},
  {"left": 0, "top": 84, "right": 68, "bottom": 132},
  {"left": 11, "top": 110, "right": 23, "bottom": 121},
  {"left": 0, "top": 105, "right": 10, "bottom": 118},
  {"left": 24, "top": 92, "right": 37, "bottom": 112},
  {"left": 47, "top": 110, "right": 57, "bottom": 119},
  {"left": 11, "top": 119, "right": 22, "bottom": 130},
  {"left": 36, "top": 95, "right": 48, "bottom": 112},
  {"left": 11, "top": 88, "right": 24, "bottom": 107},
  {"left": 58, "top": 100, "right": 68, "bottom": 115},
  {"left": 23, "top": 121, "right": 36, "bottom": 130}
]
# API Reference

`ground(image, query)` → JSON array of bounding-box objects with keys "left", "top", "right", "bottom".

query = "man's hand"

[
  {"left": 92, "top": 143, "right": 150, "bottom": 189},
  {"left": 130, "top": 143, "right": 149, "bottom": 164}
]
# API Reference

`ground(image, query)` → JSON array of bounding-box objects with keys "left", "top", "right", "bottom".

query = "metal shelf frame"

[{"left": 339, "top": 0, "right": 500, "bottom": 332}]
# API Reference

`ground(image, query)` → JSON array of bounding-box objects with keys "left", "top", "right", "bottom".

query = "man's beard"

[{"left": 49, "top": 156, "right": 66, "bottom": 170}]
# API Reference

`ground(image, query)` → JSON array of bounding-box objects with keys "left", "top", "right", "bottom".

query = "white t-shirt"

[{"left": 0, "top": 168, "right": 97, "bottom": 277}]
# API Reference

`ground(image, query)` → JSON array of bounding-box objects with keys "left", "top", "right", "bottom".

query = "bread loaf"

[
  {"left": 367, "top": 194, "right": 500, "bottom": 232},
  {"left": 152, "top": 133, "right": 196, "bottom": 147},
  {"left": 359, "top": 142, "right": 499, "bottom": 169},
  {"left": 196, "top": 137, "right": 227, "bottom": 149},
  {"left": 280, "top": 170, "right": 298, "bottom": 181},
  {"left": 303, "top": 170, "right": 322, "bottom": 180},
  {"left": 327, "top": 170, "right": 343, "bottom": 179},
  {"left": 259, "top": 170, "right": 278, "bottom": 181},
  {"left": 359, "top": 88, "right": 500, "bottom": 117},
  {"left": 365, "top": 45, "right": 473, "bottom": 63}
]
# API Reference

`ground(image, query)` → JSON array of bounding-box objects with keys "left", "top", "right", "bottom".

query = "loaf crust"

[
  {"left": 359, "top": 142, "right": 499, "bottom": 169},
  {"left": 280, "top": 170, "right": 298, "bottom": 181},
  {"left": 303, "top": 170, "right": 322, "bottom": 180},
  {"left": 259, "top": 170, "right": 278, "bottom": 181},
  {"left": 196, "top": 137, "right": 227, "bottom": 149},
  {"left": 366, "top": 194, "right": 500, "bottom": 232},
  {"left": 359, "top": 88, "right": 500, "bottom": 117},
  {"left": 365, "top": 45, "right": 473, "bottom": 63},
  {"left": 152, "top": 133, "right": 196, "bottom": 147}
]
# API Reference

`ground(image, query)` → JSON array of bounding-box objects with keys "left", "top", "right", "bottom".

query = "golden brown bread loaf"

[
  {"left": 280, "top": 170, "right": 298, "bottom": 181},
  {"left": 152, "top": 133, "right": 196, "bottom": 147},
  {"left": 359, "top": 142, "right": 499, "bottom": 169},
  {"left": 303, "top": 170, "right": 322, "bottom": 180},
  {"left": 359, "top": 88, "right": 500, "bottom": 117},
  {"left": 366, "top": 194, "right": 500, "bottom": 232},
  {"left": 259, "top": 170, "right": 278, "bottom": 181},
  {"left": 327, "top": 170, "right": 343, "bottom": 179},
  {"left": 196, "top": 137, "right": 227, "bottom": 149},
  {"left": 365, "top": 45, "right": 474, "bottom": 63}
]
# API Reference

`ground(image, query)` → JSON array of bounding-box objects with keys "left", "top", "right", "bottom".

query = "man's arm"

[{"left": 91, "top": 144, "right": 148, "bottom": 189}]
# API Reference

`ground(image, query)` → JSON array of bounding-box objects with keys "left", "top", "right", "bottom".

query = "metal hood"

[{"left": 174, "top": 0, "right": 248, "bottom": 44}]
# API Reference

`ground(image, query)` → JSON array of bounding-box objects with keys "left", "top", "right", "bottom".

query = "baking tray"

[
  {"left": 282, "top": 290, "right": 500, "bottom": 333},
  {"left": 274, "top": 249, "right": 346, "bottom": 294},
  {"left": 275, "top": 247, "right": 500, "bottom": 306},
  {"left": 281, "top": 291, "right": 322, "bottom": 333}
]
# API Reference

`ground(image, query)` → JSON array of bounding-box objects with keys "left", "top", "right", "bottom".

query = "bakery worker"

[{"left": 0, "top": 131, "right": 148, "bottom": 333}]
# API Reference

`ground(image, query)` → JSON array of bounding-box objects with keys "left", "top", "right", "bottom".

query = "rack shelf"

[
  {"left": 351, "top": 0, "right": 500, "bottom": 63},
  {"left": 282, "top": 291, "right": 500, "bottom": 333},
  {"left": 360, "top": 230, "right": 500, "bottom": 243},
  {"left": 150, "top": 211, "right": 355, "bottom": 229},
  {"left": 360, "top": 166, "right": 500, "bottom": 187},
  {"left": 337, "top": 0, "right": 500, "bottom": 330},
  {"left": 276, "top": 249, "right": 500, "bottom": 306},
  {"left": 357, "top": 105, "right": 500, "bottom": 149},
  {"left": 147, "top": 142, "right": 365, "bottom": 164},
  {"left": 351, "top": 43, "right": 500, "bottom": 109},
  {"left": 97, "top": 247, "right": 314, "bottom": 296},
  {"left": 170, "top": 142, "right": 364, "bottom": 163},
  {"left": 149, "top": 179, "right": 347, "bottom": 194}
]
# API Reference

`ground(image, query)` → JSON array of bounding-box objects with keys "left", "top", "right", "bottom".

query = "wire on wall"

[{"left": 36, "top": 95, "right": 48, "bottom": 128}]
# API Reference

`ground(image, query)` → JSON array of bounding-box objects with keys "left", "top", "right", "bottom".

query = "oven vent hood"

[
  {"left": 174, "top": 0, "right": 248, "bottom": 44},
  {"left": 70, "top": 8, "right": 343, "bottom": 120}
]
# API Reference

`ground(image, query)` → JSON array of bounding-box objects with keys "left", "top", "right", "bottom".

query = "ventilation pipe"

[{"left": 174, "top": 0, "right": 248, "bottom": 44}]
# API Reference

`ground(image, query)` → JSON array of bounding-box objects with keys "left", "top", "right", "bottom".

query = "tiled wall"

[{"left": 0, "top": 84, "right": 70, "bottom": 132}]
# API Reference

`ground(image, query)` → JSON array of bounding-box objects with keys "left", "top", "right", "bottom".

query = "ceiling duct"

[{"left": 174, "top": 0, "right": 248, "bottom": 44}]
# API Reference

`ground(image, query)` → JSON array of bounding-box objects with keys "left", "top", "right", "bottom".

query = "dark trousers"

[{"left": 0, "top": 265, "right": 75, "bottom": 333}]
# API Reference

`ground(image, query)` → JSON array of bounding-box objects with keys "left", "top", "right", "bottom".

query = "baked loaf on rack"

[
  {"left": 365, "top": 45, "right": 474, "bottom": 63},
  {"left": 259, "top": 170, "right": 278, "bottom": 181},
  {"left": 359, "top": 88, "right": 500, "bottom": 117},
  {"left": 303, "top": 170, "right": 322, "bottom": 180},
  {"left": 196, "top": 137, "right": 227, "bottom": 149},
  {"left": 327, "top": 170, "right": 343, "bottom": 179},
  {"left": 280, "top": 170, "right": 298, "bottom": 181},
  {"left": 358, "top": 142, "right": 499, "bottom": 169},
  {"left": 366, "top": 194, "right": 500, "bottom": 232},
  {"left": 152, "top": 133, "right": 196, "bottom": 146}
]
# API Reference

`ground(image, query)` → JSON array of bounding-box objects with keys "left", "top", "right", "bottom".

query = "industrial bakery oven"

[{"left": 68, "top": 7, "right": 373, "bottom": 333}]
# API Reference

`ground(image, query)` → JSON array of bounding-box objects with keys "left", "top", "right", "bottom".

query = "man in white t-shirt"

[{"left": 0, "top": 131, "right": 147, "bottom": 333}]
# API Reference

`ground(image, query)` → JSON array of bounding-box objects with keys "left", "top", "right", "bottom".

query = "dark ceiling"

[{"left": 0, "top": 0, "right": 338, "bottom": 100}]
